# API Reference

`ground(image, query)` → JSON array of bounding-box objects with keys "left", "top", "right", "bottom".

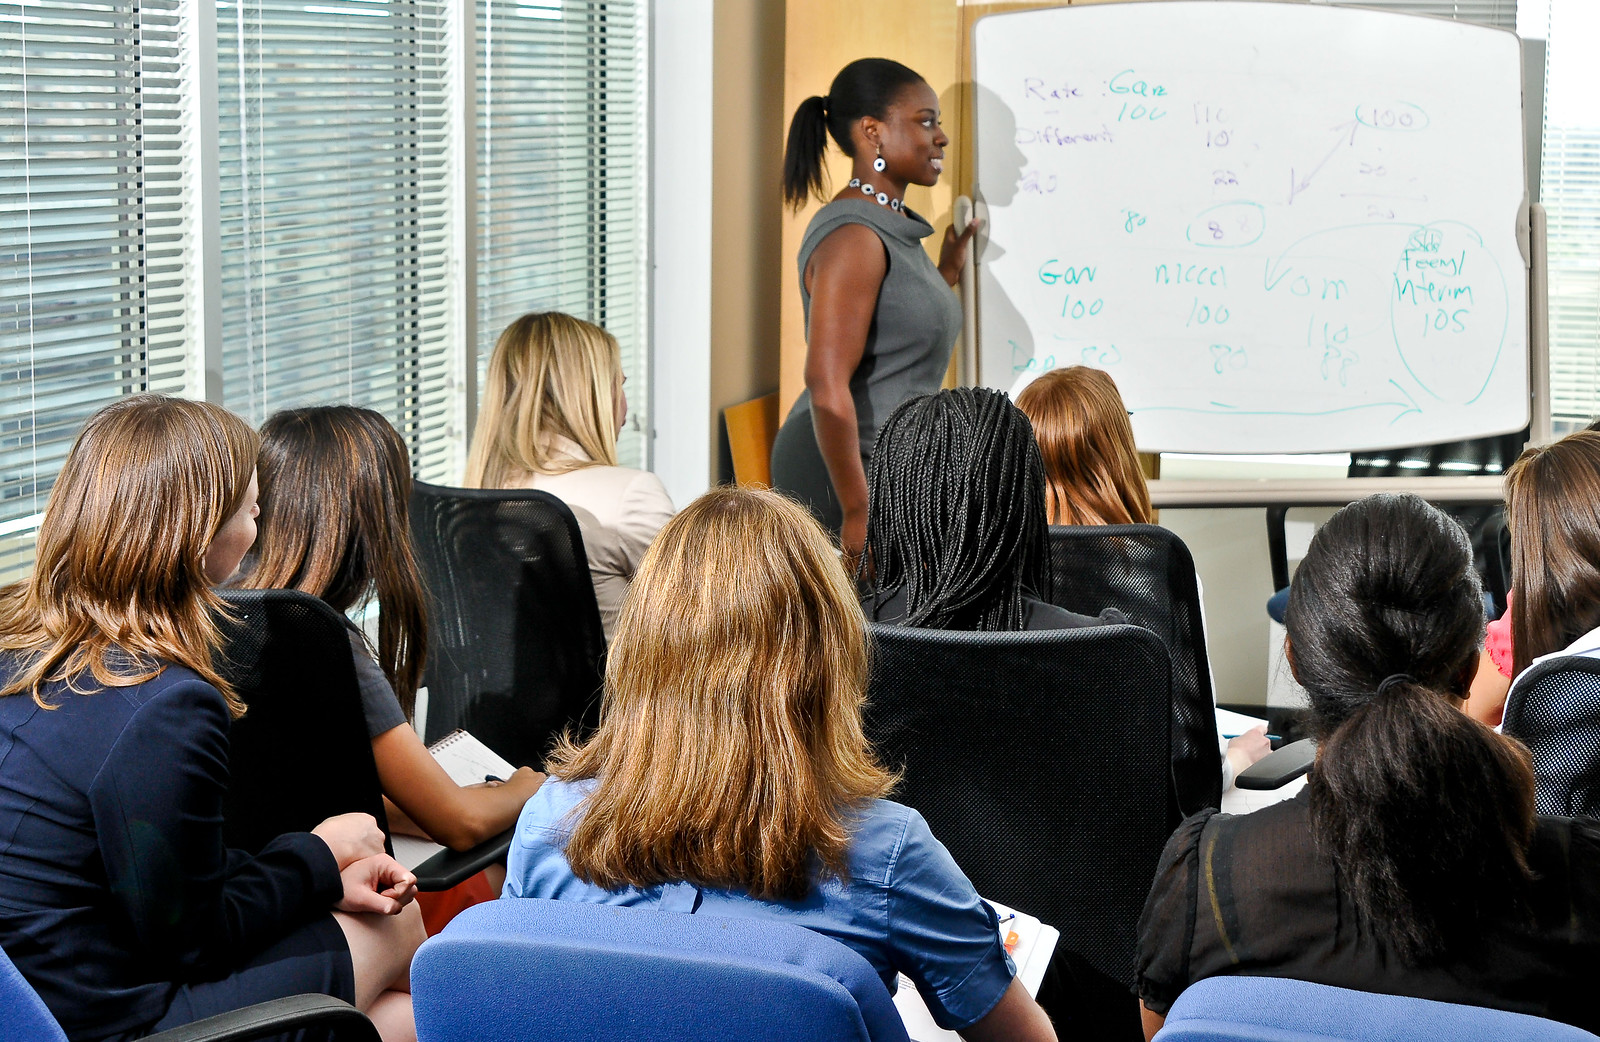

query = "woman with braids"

[
  {"left": 771, "top": 57, "right": 978, "bottom": 558},
  {"left": 859, "top": 386, "right": 1118, "bottom": 631},
  {"left": 1136, "top": 494, "right": 1600, "bottom": 1038}
]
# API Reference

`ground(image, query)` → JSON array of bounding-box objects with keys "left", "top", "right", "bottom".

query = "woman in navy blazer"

[{"left": 0, "top": 395, "right": 423, "bottom": 1042}]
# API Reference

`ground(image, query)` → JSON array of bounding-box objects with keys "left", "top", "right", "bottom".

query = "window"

[
  {"left": 0, "top": 0, "right": 649, "bottom": 581},
  {"left": 476, "top": 0, "right": 648, "bottom": 466},
  {"left": 1, "top": 0, "right": 190, "bottom": 580}
]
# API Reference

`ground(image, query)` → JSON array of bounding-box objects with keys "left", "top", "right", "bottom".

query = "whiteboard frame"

[{"left": 961, "top": 2, "right": 1551, "bottom": 506}]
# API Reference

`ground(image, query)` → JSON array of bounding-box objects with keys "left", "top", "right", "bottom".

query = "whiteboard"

[{"left": 973, "top": 1, "right": 1529, "bottom": 455}]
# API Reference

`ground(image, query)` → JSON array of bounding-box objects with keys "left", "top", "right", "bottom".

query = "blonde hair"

[
  {"left": 547, "top": 486, "right": 897, "bottom": 901},
  {"left": 1014, "top": 366, "right": 1153, "bottom": 526},
  {"left": 0, "top": 395, "right": 259, "bottom": 714},
  {"left": 464, "top": 312, "right": 621, "bottom": 487}
]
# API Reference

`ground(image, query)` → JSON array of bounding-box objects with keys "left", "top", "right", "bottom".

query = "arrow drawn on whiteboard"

[
  {"left": 1140, "top": 380, "right": 1421, "bottom": 425},
  {"left": 1288, "top": 119, "right": 1360, "bottom": 204}
]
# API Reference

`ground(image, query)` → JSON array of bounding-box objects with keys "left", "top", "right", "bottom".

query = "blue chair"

[
  {"left": 411, "top": 899, "right": 912, "bottom": 1042},
  {"left": 0, "top": 939, "right": 377, "bottom": 1042},
  {"left": 1154, "top": 976, "right": 1598, "bottom": 1042}
]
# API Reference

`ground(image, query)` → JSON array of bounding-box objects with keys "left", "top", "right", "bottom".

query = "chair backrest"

[
  {"left": 409, "top": 481, "right": 607, "bottom": 770},
  {"left": 1155, "top": 976, "right": 1600, "bottom": 1042},
  {"left": 216, "top": 588, "right": 390, "bottom": 854},
  {"left": 411, "top": 899, "right": 911, "bottom": 1042},
  {"left": 1502, "top": 654, "right": 1600, "bottom": 818},
  {"left": 864, "top": 623, "right": 1171, "bottom": 1001},
  {"left": 0, "top": 943, "right": 67, "bottom": 1042},
  {"left": 1044, "top": 524, "right": 1223, "bottom": 820}
]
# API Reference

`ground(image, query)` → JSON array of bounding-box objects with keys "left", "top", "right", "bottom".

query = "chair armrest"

[
  {"left": 413, "top": 827, "right": 515, "bottom": 892},
  {"left": 1234, "top": 739, "right": 1316, "bottom": 790},
  {"left": 143, "top": 995, "right": 379, "bottom": 1042}
]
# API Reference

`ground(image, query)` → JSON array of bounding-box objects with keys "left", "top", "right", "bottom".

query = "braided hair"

[{"left": 861, "top": 387, "right": 1052, "bottom": 631}]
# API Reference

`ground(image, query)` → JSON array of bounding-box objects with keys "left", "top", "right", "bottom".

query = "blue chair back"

[
  {"left": 0, "top": 943, "right": 67, "bottom": 1042},
  {"left": 411, "top": 899, "right": 911, "bottom": 1042},
  {"left": 1155, "top": 976, "right": 1599, "bottom": 1042}
]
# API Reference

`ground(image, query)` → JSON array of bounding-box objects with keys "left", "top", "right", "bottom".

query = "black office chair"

[
  {"left": 216, "top": 588, "right": 501, "bottom": 891},
  {"left": 409, "top": 482, "right": 607, "bottom": 772},
  {"left": 216, "top": 589, "right": 391, "bottom": 856},
  {"left": 864, "top": 622, "right": 1172, "bottom": 1040},
  {"left": 1043, "top": 524, "right": 1223, "bottom": 820},
  {"left": 1502, "top": 654, "right": 1600, "bottom": 818}
]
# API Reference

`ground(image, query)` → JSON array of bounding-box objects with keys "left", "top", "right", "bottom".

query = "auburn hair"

[
  {"left": 0, "top": 395, "right": 258, "bottom": 714},
  {"left": 237, "top": 406, "right": 427, "bottom": 717},
  {"left": 1014, "top": 366, "right": 1152, "bottom": 526},
  {"left": 1505, "top": 430, "right": 1600, "bottom": 677},
  {"left": 464, "top": 311, "right": 622, "bottom": 488},
  {"left": 547, "top": 486, "right": 897, "bottom": 900}
]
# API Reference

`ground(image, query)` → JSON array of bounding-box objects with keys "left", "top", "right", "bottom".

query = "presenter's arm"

[
  {"left": 803, "top": 222, "right": 887, "bottom": 560},
  {"left": 960, "top": 979, "right": 1057, "bottom": 1042},
  {"left": 371, "top": 723, "right": 544, "bottom": 851}
]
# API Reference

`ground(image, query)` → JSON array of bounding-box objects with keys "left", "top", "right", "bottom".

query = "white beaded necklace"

[{"left": 847, "top": 177, "right": 904, "bottom": 212}]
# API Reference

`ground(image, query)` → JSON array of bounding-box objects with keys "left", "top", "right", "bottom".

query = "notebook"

[
  {"left": 389, "top": 729, "right": 517, "bottom": 870},
  {"left": 892, "top": 898, "right": 1059, "bottom": 1042}
]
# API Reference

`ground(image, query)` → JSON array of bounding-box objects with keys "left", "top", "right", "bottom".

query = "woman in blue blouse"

[
  {"left": 0, "top": 396, "right": 423, "bottom": 1042},
  {"left": 504, "top": 486, "right": 1055, "bottom": 1042}
]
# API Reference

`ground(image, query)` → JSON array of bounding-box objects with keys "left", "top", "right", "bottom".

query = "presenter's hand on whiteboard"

[
  {"left": 938, "top": 217, "right": 981, "bottom": 286},
  {"left": 313, "top": 811, "right": 388, "bottom": 871},
  {"left": 336, "top": 854, "right": 418, "bottom": 915}
]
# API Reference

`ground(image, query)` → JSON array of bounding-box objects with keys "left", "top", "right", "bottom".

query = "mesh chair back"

[
  {"left": 215, "top": 589, "right": 389, "bottom": 855},
  {"left": 1502, "top": 654, "right": 1600, "bottom": 818},
  {"left": 1044, "top": 525, "right": 1223, "bottom": 819},
  {"left": 0, "top": 943, "right": 67, "bottom": 1042},
  {"left": 412, "top": 899, "right": 911, "bottom": 1042},
  {"left": 409, "top": 482, "right": 606, "bottom": 770},
  {"left": 1157, "top": 975, "right": 1600, "bottom": 1042},
  {"left": 865, "top": 623, "right": 1171, "bottom": 997}
]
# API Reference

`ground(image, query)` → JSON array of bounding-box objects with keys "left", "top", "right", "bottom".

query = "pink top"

[{"left": 1486, "top": 596, "right": 1514, "bottom": 678}]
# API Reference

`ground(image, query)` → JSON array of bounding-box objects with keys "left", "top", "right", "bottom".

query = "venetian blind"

[
  {"left": 217, "top": 0, "right": 456, "bottom": 480},
  {"left": 476, "top": 0, "right": 648, "bottom": 467},
  {"left": 0, "top": 0, "right": 189, "bottom": 582},
  {"left": 1313, "top": 0, "right": 1517, "bottom": 29}
]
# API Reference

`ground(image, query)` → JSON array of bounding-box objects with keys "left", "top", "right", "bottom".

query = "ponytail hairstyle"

[
  {"left": 1504, "top": 430, "right": 1600, "bottom": 676},
  {"left": 1285, "top": 493, "right": 1536, "bottom": 965},
  {"left": 783, "top": 57, "right": 926, "bottom": 210},
  {"left": 861, "top": 387, "right": 1052, "bottom": 631},
  {"left": 1014, "top": 366, "right": 1153, "bottom": 526},
  {"left": 238, "top": 406, "right": 428, "bottom": 718}
]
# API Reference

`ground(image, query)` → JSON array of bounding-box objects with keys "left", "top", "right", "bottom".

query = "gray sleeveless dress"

[{"left": 770, "top": 198, "right": 963, "bottom": 533}]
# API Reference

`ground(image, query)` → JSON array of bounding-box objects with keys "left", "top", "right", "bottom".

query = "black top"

[
  {"left": 0, "top": 655, "right": 344, "bottom": 1039},
  {"left": 864, "top": 587, "right": 1122, "bottom": 631},
  {"left": 1136, "top": 791, "right": 1600, "bottom": 1032}
]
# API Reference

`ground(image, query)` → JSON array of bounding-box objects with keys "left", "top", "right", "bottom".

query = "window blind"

[
  {"left": 1313, "top": 0, "right": 1518, "bottom": 29},
  {"left": 217, "top": 0, "right": 456, "bottom": 480},
  {"left": 0, "top": 0, "right": 189, "bottom": 582},
  {"left": 476, "top": 0, "right": 648, "bottom": 467}
]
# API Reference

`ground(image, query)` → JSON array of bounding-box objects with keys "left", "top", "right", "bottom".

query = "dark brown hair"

[
  {"left": 783, "top": 58, "right": 926, "bottom": 210},
  {"left": 0, "top": 395, "right": 258, "bottom": 714},
  {"left": 549, "top": 487, "right": 896, "bottom": 901},
  {"left": 238, "top": 406, "right": 427, "bottom": 717},
  {"left": 1286, "top": 493, "right": 1535, "bottom": 964},
  {"left": 1014, "top": 367, "right": 1152, "bottom": 526},
  {"left": 1505, "top": 430, "right": 1600, "bottom": 676}
]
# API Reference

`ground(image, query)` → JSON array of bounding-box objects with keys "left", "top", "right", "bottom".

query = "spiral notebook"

[{"left": 389, "top": 729, "right": 517, "bottom": 870}]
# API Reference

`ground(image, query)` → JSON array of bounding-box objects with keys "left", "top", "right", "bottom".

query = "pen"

[{"left": 484, "top": 774, "right": 504, "bottom": 784}]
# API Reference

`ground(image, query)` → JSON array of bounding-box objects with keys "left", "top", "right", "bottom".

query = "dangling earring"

[{"left": 873, "top": 144, "right": 886, "bottom": 173}]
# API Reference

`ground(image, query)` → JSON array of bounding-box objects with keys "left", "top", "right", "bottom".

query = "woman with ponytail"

[
  {"left": 771, "top": 58, "right": 978, "bottom": 560},
  {"left": 1136, "top": 494, "right": 1600, "bottom": 1039}
]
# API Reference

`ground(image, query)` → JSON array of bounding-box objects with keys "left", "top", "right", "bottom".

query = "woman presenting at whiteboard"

[{"left": 771, "top": 57, "right": 977, "bottom": 559}]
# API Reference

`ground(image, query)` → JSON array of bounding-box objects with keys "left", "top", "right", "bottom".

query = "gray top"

[
  {"left": 346, "top": 626, "right": 408, "bottom": 738},
  {"left": 791, "top": 198, "right": 963, "bottom": 459}
]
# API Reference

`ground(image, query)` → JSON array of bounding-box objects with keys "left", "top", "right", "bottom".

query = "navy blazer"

[{"left": 0, "top": 654, "right": 343, "bottom": 1040}]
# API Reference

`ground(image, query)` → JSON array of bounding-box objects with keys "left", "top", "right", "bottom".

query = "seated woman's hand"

[
  {"left": 313, "top": 812, "right": 387, "bottom": 870},
  {"left": 336, "top": 854, "right": 418, "bottom": 915},
  {"left": 1225, "top": 725, "right": 1273, "bottom": 778}
]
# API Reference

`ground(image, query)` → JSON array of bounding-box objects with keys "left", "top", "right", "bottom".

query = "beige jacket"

[{"left": 504, "top": 438, "right": 675, "bottom": 639}]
